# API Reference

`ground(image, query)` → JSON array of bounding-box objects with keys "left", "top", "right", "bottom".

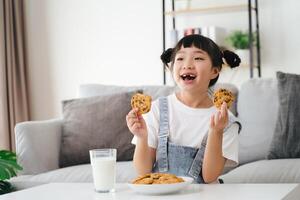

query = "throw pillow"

[
  {"left": 267, "top": 71, "right": 300, "bottom": 159},
  {"left": 59, "top": 91, "right": 138, "bottom": 168},
  {"left": 237, "top": 78, "right": 279, "bottom": 165}
]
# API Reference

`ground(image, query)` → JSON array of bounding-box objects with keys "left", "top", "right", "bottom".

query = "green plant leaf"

[
  {"left": 226, "top": 30, "right": 255, "bottom": 50},
  {"left": 0, "top": 151, "right": 17, "bottom": 162},
  {"left": 0, "top": 180, "right": 14, "bottom": 194},
  {"left": 0, "top": 160, "right": 22, "bottom": 171},
  {"left": 0, "top": 163, "right": 11, "bottom": 180},
  {"left": 0, "top": 150, "right": 22, "bottom": 181},
  {"left": 0, "top": 162, "right": 17, "bottom": 178},
  {"left": 0, "top": 165, "right": 8, "bottom": 181}
]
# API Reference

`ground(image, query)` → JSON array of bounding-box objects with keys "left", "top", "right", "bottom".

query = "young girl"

[{"left": 126, "top": 34, "right": 241, "bottom": 183}]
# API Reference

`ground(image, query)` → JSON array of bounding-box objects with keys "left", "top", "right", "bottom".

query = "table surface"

[{"left": 0, "top": 183, "right": 298, "bottom": 200}]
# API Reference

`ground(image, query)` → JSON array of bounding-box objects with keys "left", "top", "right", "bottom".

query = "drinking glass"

[{"left": 90, "top": 149, "right": 117, "bottom": 192}]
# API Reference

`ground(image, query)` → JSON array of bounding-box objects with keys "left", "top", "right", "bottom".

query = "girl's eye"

[
  {"left": 176, "top": 57, "right": 183, "bottom": 61},
  {"left": 195, "top": 57, "right": 204, "bottom": 60}
]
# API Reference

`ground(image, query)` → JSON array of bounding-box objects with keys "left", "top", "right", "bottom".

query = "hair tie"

[
  {"left": 223, "top": 50, "right": 241, "bottom": 68},
  {"left": 160, "top": 48, "right": 173, "bottom": 66}
]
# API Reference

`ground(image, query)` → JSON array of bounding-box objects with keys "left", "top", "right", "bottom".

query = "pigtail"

[
  {"left": 222, "top": 50, "right": 241, "bottom": 68},
  {"left": 160, "top": 48, "right": 173, "bottom": 68}
]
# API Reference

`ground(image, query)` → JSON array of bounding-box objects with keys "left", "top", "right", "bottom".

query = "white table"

[{"left": 0, "top": 183, "right": 299, "bottom": 200}]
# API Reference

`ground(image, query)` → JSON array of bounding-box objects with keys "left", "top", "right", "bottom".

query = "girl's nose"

[
  {"left": 183, "top": 59, "right": 194, "bottom": 69},
  {"left": 183, "top": 63, "right": 194, "bottom": 69}
]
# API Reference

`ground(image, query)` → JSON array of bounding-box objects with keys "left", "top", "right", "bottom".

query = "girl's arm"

[
  {"left": 126, "top": 108, "right": 156, "bottom": 175},
  {"left": 202, "top": 129, "right": 226, "bottom": 183},
  {"left": 133, "top": 140, "right": 156, "bottom": 175},
  {"left": 202, "top": 102, "right": 228, "bottom": 183}
]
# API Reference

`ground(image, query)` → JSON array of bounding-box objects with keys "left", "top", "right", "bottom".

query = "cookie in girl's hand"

[
  {"left": 131, "top": 93, "right": 152, "bottom": 115},
  {"left": 213, "top": 88, "right": 235, "bottom": 109}
]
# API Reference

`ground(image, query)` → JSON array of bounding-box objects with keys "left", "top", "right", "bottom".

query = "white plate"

[{"left": 127, "top": 176, "right": 193, "bottom": 195}]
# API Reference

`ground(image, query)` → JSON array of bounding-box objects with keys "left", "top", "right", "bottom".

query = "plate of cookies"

[{"left": 128, "top": 173, "right": 193, "bottom": 195}]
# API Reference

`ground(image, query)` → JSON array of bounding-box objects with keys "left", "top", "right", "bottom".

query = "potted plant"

[
  {"left": 0, "top": 150, "right": 22, "bottom": 194},
  {"left": 226, "top": 30, "right": 255, "bottom": 66}
]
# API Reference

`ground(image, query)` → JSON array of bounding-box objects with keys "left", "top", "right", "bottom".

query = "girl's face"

[{"left": 172, "top": 46, "right": 219, "bottom": 93}]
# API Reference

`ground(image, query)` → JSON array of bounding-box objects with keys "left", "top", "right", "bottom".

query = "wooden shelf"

[
  {"left": 164, "top": 4, "right": 255, "bottom": 16},
  {"left": 162, "top": 0, "right": 261, "bottom": 81}
]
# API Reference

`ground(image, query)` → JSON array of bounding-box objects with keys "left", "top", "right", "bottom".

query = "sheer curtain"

[{"left": 0, "top": 0, "right": 29, "bottom": 151}]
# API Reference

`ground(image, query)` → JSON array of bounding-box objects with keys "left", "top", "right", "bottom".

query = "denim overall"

[{"left": 152, "top": 97, "right": 240, "bottom": 183}]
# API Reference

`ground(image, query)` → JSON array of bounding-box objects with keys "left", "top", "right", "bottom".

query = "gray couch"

[{"left": 10, "top": 78, "right": 300, "bottom": 190}]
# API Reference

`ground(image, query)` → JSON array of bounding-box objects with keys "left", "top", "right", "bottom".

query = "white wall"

[
  {"left": 25, "top": 0, "right": 163, "bottom": 120},
  {"left": 24, "top": 0, "right": 300, "bottom": 120}
]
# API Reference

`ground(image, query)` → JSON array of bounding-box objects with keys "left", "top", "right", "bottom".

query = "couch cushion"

[
  {"left": 220, "top": 159, "right": 300, "bottom": 183},
  {"left": 60, "top": 91, "right": 136, "bottom": 168},
  {"left": 10, "top": 161, "right": 137, "bottom": 190},
  {"left": 268, "top": 72, "right": 300, "bottom": 159},
  {"left": 15, "top": 119, "right": 63, "bottom": 175},
  {"left": 237, "top": 78, "right": 279, "bottom": 165}
]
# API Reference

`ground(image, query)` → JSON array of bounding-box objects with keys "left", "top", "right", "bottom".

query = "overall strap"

[
  {"left": 157, "top": 97, "right": 170, "bottom": 172},
  {"left": 188, "top": 132, "right": 208, "bottom": 180}
]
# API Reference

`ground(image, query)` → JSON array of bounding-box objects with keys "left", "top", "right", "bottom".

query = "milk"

[{"left": 91, "top": 157, "right": 116, "bottom": 192}]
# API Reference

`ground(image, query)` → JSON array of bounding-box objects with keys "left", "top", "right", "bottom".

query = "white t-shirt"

[{"left": 132, "top": 93, "right": 239, "bottom": 167}]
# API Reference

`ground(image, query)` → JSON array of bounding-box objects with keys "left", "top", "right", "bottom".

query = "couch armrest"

[{"left": 15, "top": 118, "right": 63, "bottom": 175}]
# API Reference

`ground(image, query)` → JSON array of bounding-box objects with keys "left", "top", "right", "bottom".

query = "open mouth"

[{"left": 180, "top": 74, "right": 196, "bottom": 81}]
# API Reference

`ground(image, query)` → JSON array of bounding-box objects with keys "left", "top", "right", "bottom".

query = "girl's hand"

[
  {"left": 210, "top": 102, "right": 229, "bottom": 134},
  {"left": 126, "top": 108, "right": 148, "bottom": 139}
]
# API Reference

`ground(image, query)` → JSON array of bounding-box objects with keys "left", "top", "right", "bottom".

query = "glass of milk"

[{"left": 89, "top": 149, "right": 117, "bottom": 193}]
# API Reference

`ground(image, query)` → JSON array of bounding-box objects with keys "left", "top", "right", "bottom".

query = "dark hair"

[{"left": 160, "top": 34, "right": 241, "bottom": 87}]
